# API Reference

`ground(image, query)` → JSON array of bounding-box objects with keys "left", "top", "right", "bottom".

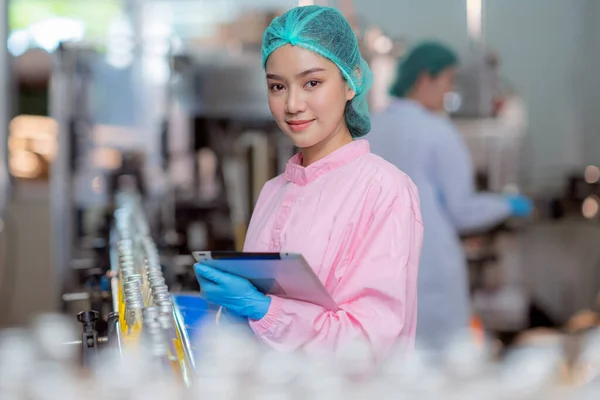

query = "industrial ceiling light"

[{"left": 467, "top": 0, "right": 483, "bottom": 44}]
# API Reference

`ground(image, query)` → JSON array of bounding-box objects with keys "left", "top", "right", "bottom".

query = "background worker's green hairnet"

[
  {"left": 389, "top": 41, "right": 459, "bottom": 98},
  {"left": 262, "top": 5, "right": 374, "bottom": 138}
]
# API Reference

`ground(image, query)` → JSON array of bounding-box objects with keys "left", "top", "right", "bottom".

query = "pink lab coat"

[{"left": 244, "top": 139, "right": 423, "bottom": 362}]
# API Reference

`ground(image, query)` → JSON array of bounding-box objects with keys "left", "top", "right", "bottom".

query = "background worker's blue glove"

[
  {"left": 506, "top": 194, "right": 534, "bottom": 218},
  {"left": 194, "top": 263, "right": 271, "bottom": 320}
]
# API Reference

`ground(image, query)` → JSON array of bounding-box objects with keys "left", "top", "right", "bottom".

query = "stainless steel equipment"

[
  {"left": 0, "top": 0, "right": 10, "bottom": 217},
  {"left": 61, "top": 190, "right": 195, "bottom": 383},
  {"left": 49, "top": 44, "right": 79, "bottom": 306},
  {"left": 0, "top": 0, "right": 13, "bottom": 321},
  {"left": 109, "top": 190, "right": 195, "bottom": 384},
  {"left": 450, "top": 47, "right": 499, "bottom": 119}
]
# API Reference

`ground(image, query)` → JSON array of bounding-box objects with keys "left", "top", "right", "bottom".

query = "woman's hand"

[{"left": 194, "top": 263, "right": 271, "bottom": 320}]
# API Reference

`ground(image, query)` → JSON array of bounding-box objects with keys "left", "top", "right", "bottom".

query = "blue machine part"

[
  {"left": 172, "top": 293, "right": 211, "bottom": 333},
  {"left": 172, "top": 293, "right": 212, "bottom": 363},
  {"left": 100, "top": 276, "right": 111, "bottom": 292},
  {"left": 172, "top": 293, "right": 253, "bottom": 364}
]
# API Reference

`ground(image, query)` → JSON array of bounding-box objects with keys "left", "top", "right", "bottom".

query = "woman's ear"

[{"left": 346, "top": 84, "right": 356, "bottom": 101}]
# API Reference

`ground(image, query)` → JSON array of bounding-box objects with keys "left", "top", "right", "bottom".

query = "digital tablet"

[{"left": 191, "top": 251, "right": 339, "bottom": 311}]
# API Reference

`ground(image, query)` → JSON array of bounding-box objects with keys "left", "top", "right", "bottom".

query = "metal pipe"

[
  {"left": 49, "top": 45, "right": 75, "bottom": 309},
  {"left": 0, "top": 0, "right": 9, "bottom": 218},
  {"left": 61, "top": 337, "right": 108, "bottom": 346},
  {"left": 62, "top": 292, "right": 91, "bottom": 302}
]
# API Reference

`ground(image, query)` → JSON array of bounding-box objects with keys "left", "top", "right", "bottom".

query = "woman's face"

[{"left": 265, "top": 45, "right": 355, "bottom": 150}]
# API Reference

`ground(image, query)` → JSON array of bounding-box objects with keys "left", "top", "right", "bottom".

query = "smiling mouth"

[{"left": 286, "top": 119, "right": 315, "bottom": 132}]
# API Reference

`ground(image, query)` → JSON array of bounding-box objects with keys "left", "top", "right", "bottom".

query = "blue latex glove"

[
  {"left": 194, "top": 263, "right": 271, "bottom": 320},
  {"left": 506, "top": 194, "right": 533, "bottom": 218}
]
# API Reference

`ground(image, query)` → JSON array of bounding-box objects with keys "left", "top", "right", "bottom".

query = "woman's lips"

[{"left": 286, "top": 119, "right": 315, "bottom": 132}]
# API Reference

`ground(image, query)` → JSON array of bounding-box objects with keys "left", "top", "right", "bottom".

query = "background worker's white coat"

[{"left": 369, "top": 98, "right": 511, "bottom": 350}]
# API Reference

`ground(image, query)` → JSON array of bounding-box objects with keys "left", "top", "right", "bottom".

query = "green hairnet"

[
  {"left": 389, "top": 41, "right": 458, "bottom": 98},
  {"left": 262, "top": 5, "right": 374, "bottom": 138}
]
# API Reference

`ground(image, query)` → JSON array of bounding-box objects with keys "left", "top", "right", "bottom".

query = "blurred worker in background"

[
  {"left": 194, "top": 5, "right": 423, "bottom": 363},
  {"left": 369, "top": 41, "right": 533, "bottom": 352}
]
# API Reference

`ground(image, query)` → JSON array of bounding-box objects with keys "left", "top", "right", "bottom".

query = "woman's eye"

[
  {"left": 305, "top": 80, "right": 320, "bottom": 89},
  {"left": 270, "top": 84, "right": 285, "bottom": 92}
]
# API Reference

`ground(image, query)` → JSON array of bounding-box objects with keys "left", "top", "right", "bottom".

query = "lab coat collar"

[{"left": 285, "top": 139, "right": 370, "bottom": 186}]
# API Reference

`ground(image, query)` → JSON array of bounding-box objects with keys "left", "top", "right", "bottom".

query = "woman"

[
  {"left": 194, "top": 5, "right": 423, "bottom": 362},
  {"left": 368, "top": 42, "right": 533, "bottom": 351}
]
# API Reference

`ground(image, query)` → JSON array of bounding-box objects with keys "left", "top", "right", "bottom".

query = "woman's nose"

[{"left": 285, "top": 87, "right": 307, "bottom": 115}]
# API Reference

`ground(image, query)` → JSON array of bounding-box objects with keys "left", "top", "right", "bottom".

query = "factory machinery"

[{"left": 70, "top": 188, "right": 200, "bottom": 387}]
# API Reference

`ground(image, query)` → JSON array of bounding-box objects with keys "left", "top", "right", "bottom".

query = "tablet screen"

[
  {"left": 208, "top": 252, "right": 282, "bottom": 260},
  {"left": 191, "top": 251, "right": 338, "bottom": 311}
]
